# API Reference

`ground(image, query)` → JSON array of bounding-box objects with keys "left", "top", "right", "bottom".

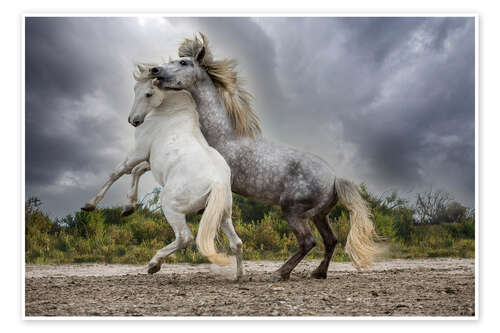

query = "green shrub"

[
  {"left": 392, "top": 209, "right": 414, "bottom": 243},
  {"left": 24, "top": 188, "right": 476, "bottom": 265},
  {"left": 128, "top": 217, "right": 169, "bottom": 244},
  {"left": 332, "top": 211, "right": 350, "bottom": 246},
  {"left": 373, "top": 209, "right": 394, "bottom": 238}
]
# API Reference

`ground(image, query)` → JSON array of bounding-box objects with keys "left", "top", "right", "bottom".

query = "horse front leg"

[
  {"left": 81, "top": 151, "right": 147, "bottom": 211},
  {"left": 121, "top": 161, "right": 151, "bottom": 217}
]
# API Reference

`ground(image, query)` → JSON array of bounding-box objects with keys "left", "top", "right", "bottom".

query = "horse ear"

[
  {"left": 196, "top": 46, "right": 206, "bottom": 64},
  {"left": 137, "top": 64, "right": 146, "bottom": 72}
]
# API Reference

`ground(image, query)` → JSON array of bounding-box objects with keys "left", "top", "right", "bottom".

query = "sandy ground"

[{"left": 25, "top": 258, "right": 475, "bottom": 317}]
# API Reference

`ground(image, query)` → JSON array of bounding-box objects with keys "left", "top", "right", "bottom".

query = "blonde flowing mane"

[{"left": 178, "top": 33, "right": 262, "bottom": 138}]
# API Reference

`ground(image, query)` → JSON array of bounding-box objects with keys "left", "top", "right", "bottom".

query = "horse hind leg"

[
  {"left": 148, "top": 203, "right": 194, "bottom": 274},
  {"left": 273, "top": 211, "right": 317, "bottom": 281},
  {"left": 122, "top": 161, "right": 150, "bottom": 217},
  {"left": 220, "top": 216, "right": 244, "bottom": 281},
  {"left": 311, "top": 214, "right": 338, "bottom": 279}
]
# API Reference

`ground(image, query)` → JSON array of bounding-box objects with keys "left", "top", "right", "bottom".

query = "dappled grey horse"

[{"left": 140, "top": 34, "right": 379, "bottom": 280}]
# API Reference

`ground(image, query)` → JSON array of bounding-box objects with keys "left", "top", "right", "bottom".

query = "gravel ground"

[{"left": 25, "top": 258, "right": 475, "bottom": 317}]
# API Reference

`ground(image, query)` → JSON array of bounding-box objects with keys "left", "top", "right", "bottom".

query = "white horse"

[{"left": 82, "top": 65, "right": 243, "bottom": 279}]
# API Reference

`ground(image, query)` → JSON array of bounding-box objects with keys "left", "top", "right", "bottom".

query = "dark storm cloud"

[
  {"left": 25, "top": 17, "right": 475, "bottom": 217},
  {"left": 253, "top": 17, "right": 475, "bottom": 205},
  {"left": 26, "top": 18, "right": 133, "bottom": 185},
  {"left": 25, "top": 17, "right": 183, "bottom": 216}
]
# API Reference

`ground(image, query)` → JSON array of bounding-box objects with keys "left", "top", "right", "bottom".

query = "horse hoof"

[
  {"left": 81, "top": 203, "right": 96, "bottom": 212},
  {"left": 270, "top": 271, "right": 289, "bottom": 282},
  {"left": 121, "top": 205, "right": 135, "bottom": 217},
  {"left": 147, "top": 262, "right": 161, "bottom": 274},
  {"left": 310, "top": 271, "right": 327, "bottom": 279}
]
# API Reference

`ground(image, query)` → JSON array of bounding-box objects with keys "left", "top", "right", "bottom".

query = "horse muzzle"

[
  {"left": 129, "top": 116, "right": 144, "bottom": 127},
  {"left": 150, "top": 68, "right": 174, "bottom": 89}
]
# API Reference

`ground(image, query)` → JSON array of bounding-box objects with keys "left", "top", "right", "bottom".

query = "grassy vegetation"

[{"left": 25, "top": 187, "right": 475, "bottom": 265}]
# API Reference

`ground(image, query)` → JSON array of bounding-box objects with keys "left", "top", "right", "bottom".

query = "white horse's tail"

[
  {"left": 196, "top": 183, "right": 231, "bottom": 266},
  {"left": 335, "top": 178, "right": 379, "bottom": 270}
]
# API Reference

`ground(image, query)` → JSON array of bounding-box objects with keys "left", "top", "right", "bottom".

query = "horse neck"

[
  {"left": 151, "top": 96, "right": 200, "bottom": 131},
  {"left": 187, "top": 74, "right": 236, "bottom": 145}
]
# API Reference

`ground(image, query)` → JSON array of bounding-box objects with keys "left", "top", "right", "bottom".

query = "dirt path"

[{"left": 25, "top": 258, "right": 475, "bottom": 317}]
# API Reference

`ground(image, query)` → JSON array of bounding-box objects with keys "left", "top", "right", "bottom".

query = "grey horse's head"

[{"left": 150, "top": 46, "right": 206, "bottom": 91}]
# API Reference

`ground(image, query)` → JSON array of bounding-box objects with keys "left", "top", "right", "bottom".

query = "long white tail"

[
  {"left": 196, "top": 183, "right": 231, "bottom": 266},
  {"left": 335, "top": 178, "right": 379, "bottom": 270}
]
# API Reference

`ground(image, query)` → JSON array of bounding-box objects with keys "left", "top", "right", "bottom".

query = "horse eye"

[
  {"left": 145, "top": 92, "right": 153, "bottom": 98},
  {"left": 180, "top": 60, "right": 187, "bottom": 66}
]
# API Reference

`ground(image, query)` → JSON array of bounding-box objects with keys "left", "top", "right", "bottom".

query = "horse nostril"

[{"left": 150, "top": 67, "right": 161, "bottom": 75}]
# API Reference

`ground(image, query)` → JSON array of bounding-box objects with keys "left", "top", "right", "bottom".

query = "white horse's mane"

[{"left": 133, "top": 63, "right": 156, "bottom": 82}]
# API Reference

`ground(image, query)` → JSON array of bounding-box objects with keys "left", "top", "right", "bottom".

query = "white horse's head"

[{"left": 129, "top": 64, "right": 166, "bottom": 127}]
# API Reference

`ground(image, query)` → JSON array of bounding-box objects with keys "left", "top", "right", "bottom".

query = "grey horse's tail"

[{"left": 335, "top": 178, "right": 379, "bottom": 270}]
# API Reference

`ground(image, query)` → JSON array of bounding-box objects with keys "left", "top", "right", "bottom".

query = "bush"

[
  {"left": 100, "top": 207, "right": 125, "bottom": 226},
  {"left": 24, "top": 186, "right": 475, "bottom": 265},
  {"left": 332, "top": 211, "right": 349, "bottom": 246},
  {"left": 233, "top": 194, "right": 274, "bottom": 223},
  {"left": 128, "top": 217, "right": 171, "bottom": 244},
  {"left": 392, "top": 209, "right": 414, "bottom": 243},
  {"left": 415, "top": 189, "right": 451, "bottom": 224}
]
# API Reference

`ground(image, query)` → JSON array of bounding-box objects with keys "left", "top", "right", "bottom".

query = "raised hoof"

[
  {"left": 121, "top": 205, "right": 135, "bottom": 217},
  {"left": 81, "top": 203, "right": 96, "bottom": 212},
  {"left": 147, "top": 262, "right": 161, "bottom": 275},
  {"left": 310, "top": 271, "right": 328, "bottom": 279}
]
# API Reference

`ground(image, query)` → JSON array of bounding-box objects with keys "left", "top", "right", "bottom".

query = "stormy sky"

[{"left": 25, "top": 17, "right": 475, "bottom": 218}]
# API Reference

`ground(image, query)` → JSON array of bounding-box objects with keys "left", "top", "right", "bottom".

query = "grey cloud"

[
  {"left": 252, "top": 17, "right": 474, "bottom": 205},
  {"left": 25, "top": 17, "right": 475, "bottom": 217}
]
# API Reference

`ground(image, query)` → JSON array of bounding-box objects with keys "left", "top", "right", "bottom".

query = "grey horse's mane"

[{"left": 178, "top": 33, "right": 262, "bottom": 138}]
